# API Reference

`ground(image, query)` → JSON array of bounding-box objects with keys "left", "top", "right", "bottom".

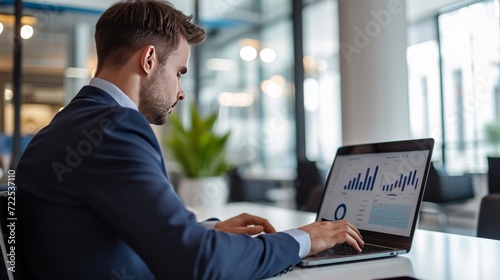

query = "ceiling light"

[
  {"left": 303, "top": 56, "right": 316, "bottom": 73},
  {"left": 0, "top": 14, "right": 37, "bottom": 39},
  {"left": 20, "top": 25, "right": 34, "bottom": 39},
  {"left": 270, "top": 75, "right": 286, "bottom": 87},
  {"left": 261, "top": 80, "right": 283, "bottom": 98},
  {"left": 259, "top": 48, "right": 276, "bottom": 63},
  {"left": 4, "top": 89, "right": 13, "bottom": 101},
  {"left": 240, "top": 46, "right": 257, "bottom": 62}
]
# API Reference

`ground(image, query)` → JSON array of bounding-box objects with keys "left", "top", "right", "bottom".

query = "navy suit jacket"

[{"left": 16, "top": 86, "right": 301, "bottom": 280}]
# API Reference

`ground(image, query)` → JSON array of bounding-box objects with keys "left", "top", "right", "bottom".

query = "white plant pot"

[{"left": 178, "top": 176, "right": 229, "bottom": 210}]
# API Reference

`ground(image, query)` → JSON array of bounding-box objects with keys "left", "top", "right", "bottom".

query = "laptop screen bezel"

[{"left": 315, "top": 138, "right": 435, "bottom": 251}]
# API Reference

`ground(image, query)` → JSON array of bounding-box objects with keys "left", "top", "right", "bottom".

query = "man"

[{"left": 16, "top": 1, "right": 364, "bottom": 279}]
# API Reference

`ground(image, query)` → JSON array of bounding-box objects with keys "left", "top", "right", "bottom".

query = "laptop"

[{"left": 300, "top": 138, "right": 434, "bottom": 267}]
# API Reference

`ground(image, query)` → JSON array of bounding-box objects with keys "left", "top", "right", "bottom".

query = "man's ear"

[{"left": 140, "top": 45, "right": 156, "bottom": 75}]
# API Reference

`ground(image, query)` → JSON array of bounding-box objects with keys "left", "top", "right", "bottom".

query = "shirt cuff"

[
  {"left": 282, "top": 228, "right": 311, "bottom": 259},
  {"left": 200, "top": 219, "right": 219, "bottom": 229}
]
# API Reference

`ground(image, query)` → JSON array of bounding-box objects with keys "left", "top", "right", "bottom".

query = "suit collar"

[{"left": 72, "top": 86, "right": 119, "bottom": 104}]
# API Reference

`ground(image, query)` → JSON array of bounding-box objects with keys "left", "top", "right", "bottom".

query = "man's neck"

[{"left": 95, "top": 68, "right": 141, "bottom": 107}]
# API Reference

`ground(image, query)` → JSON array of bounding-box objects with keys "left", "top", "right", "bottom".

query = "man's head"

[
  {"left": 94, "top": 0, "right": 206, "bottom": 124},
  {"left": 95, "top": 0, "right": 205, "bottom": 73}
]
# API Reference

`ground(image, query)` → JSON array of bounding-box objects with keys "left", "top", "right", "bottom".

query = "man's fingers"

[
  {"left": 345, "top": 220, "right": 363, "bottom": 239},
  {"left": 343, "top": 223, "right": 364, "bottom": 248},
  {"left": 345, "top": 235, "right": 363, "bottom": 252},
  {"left": 330, "top": 220, "right": 363, "bottom": 244},
  {"left": 322, "top": 220, "right": 364, "bottom": 251},
  {"left": 224, "top": 226, "right": 264, "bottom": 235},
  {"left": 239, "top": 214, "right": 276, "bottom": 233}
]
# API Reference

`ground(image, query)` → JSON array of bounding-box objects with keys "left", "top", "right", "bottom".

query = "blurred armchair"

[
  {"left": 421, "top": 162, "right": 475, "bottom": 230},
  {"left": 477, "top": 194, "right": 500, "bottom": 240},
  {"left": 487, "top": 157, "right": 500, "bottom": 194}
]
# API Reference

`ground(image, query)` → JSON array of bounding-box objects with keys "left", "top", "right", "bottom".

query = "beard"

[{"left": 138, "top": 71, "right": 172, "bottom": 125}]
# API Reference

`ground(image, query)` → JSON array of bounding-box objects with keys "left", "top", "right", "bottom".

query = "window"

[
  {"left": 195, "top": 0, "right": 296, "bottom": 173},
  {"left": 303, "top": 0, "right": 342, "bottom": 169},
  {"left": 407, "top": 0, "right": 500, "bottom": 173}
]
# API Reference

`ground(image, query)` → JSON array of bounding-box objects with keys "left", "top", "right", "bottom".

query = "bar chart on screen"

[
  {"left": 342, "top": 166, "right": 379, "bottom": 191},
  {"left": 321, "top": 150, "right": 430, "bottom": 236},
  {"left": 380, "top": 169, "right": 420, "bottom": 193}
]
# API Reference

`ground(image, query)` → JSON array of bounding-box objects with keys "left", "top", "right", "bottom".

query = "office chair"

[
  {"left": 487, "top": 157, "right": 500, "bottom": 194},
  {"left": 477, "top": 194, "right": 500, "bottom": 240},
  {"left": 295, "top": 160, "right": 324, "bottom": 211},
  {"left": 423, "top": 162, "right": 475, "bottom": 203},
  {"left": 421, "top": 162, "right": 475, "bottom": 230}
]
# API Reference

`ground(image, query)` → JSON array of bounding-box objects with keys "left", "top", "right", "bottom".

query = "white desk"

[{"left": 193, "top": 202, "right": 500, "bottom": 280}]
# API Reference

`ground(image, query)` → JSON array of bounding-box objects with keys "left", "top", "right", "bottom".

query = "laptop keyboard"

[{"left": 322, "top": 243, "right": 390, "bottom": 256}]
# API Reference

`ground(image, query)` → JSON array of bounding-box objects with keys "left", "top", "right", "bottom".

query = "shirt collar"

[{"left": 89, "top": 77, "right": 138, "bottom": 111}]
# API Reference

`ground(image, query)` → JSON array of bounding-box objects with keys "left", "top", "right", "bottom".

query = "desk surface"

[{"left": 193, "top": 202, "right": 500, "bottom": 280}]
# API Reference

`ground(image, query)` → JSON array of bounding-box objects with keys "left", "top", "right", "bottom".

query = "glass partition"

[
  {"left": 303, "top": 0, "right": 341, "bottom": 170},
  {"left": 195, "top": 0, "right": 296, "bottom": 175},
  {"left": 408, "top": 0, "right": 500, "bottom": 173},
  {"left": 438, "top": 0, "right": 499, "bottom": 173}
]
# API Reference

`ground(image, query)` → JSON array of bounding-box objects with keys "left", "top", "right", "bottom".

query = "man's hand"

[
  {"left": 214, "top": 213, "right": 277, "bottom": 235},
  {"left": 299, "top": 219, "right": 364, "bottom": 256}
]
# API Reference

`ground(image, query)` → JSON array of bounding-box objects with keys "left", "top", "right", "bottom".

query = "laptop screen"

[{"left": 317, "top": 149, "right": 431, "bottom": 237}]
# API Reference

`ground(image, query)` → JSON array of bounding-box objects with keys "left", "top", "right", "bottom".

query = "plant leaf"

[{"left": 164, "top": 104, "right": 231, "bottom": 178}]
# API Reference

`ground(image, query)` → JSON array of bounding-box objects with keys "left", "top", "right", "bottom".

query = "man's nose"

[{"left": 178, "top": 89, "right": 185, "bottom": 100}]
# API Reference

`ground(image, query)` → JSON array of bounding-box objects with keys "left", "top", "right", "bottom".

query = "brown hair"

[{"left": 94, "top": 0, "right": 205, "bottom": 73}]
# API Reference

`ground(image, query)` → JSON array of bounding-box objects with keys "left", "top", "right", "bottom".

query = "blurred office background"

[{"left": 0, "top": 0, "right": 499, "bottom": 236}]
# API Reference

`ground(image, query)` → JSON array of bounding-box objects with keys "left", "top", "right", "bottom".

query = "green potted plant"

[
  {"left": 485, "top": 120, "right": 500, "bottom": 156},
  {"left": 164, "top": 104, "right": 231, "bottom": 210}
]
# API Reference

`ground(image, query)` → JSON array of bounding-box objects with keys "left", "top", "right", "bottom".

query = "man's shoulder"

[
  {"left": 24, "top": 86, "right": 153, "bottom": 160},
  {"left": 57, "top": 87, "right": 147, "bottom": 130}
]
